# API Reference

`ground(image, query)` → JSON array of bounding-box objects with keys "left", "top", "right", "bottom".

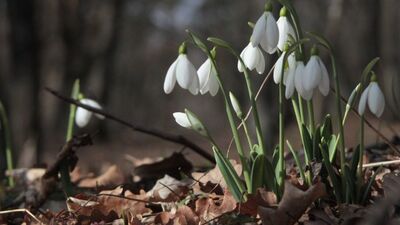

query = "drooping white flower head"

[
  {"left": 164, "top": 42, "right": 200, "bottom": 95},
  {"left": 273, "top": 45, "right": 296, "bottom": 85},
  {"left": 75, "top": 98, "right": 104, "bottom": 128},
  {"left": 237, "top": 42, "right": 265, "bottom": 74},
  {"left": 358, "top": 74, "right": 385, "bottom": 117},
  {"left": 250, "top": 2, "right": 279, "bottom": 54},
  {"left": 294, "top": 60, "right": 313, "bottom": 100},
  {"left": 277, "top": 7, "right": 296, "bottom": 51},
  {"left": 173, "top": 112, "right": 191, "bottom": 128},
  {"left": 303, "top": 46, "right": 330, "bottom": 98},
  {"left": 197, "top": 55, "right": 219, "bottom": 96}
]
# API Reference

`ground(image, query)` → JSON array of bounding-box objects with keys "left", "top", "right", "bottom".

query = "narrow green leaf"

[
  {"left": 250, "top": 153, "right": 265, "bottom": 193},
  {"left": 344, "top": 165, "right": 356, "bottom": 203},
  {"left": 343, "top": 84, "right": 361, "bottom": 125},
  {"left": 321, "top": 115, "right": 333, "bottom": 140},
  {"left": 328, "top": 134, "right": 337, "bottom": 163},
  {"left": 264, "top": 156, "right": 277, "bottom": 193},
  {"left": 320, "top": 142, "right": 342, "bottom": 202},
  {"left": 313, "top": 125, "right": 322, "bottom": 161},
  {"left": 301, "top": 124, "right": 313, "bottom": 162},
  {"left": 350, "top": 146, "right": 360, "bottom": 179},
  {"left": 213, "top": 147, "right": 245, "bottom": 202},
  {"left": 286, "top": 140, "right": 306, "bottom": 184},
  {"left": 360, "top": 167, "right": 380, "bottom": 204}
]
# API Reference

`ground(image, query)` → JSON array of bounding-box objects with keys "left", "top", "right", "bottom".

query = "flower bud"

[{"left": 229, "top": 92, "right": 243, "bottom": 119}]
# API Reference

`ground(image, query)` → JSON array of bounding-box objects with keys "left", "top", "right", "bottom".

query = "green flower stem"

[
  {"left": 61, "top": 79, "right": 80, "bottom": 196},
  {"left": 0, "top": 101, "right": 14, "bottom": 187},
  {"left": 277, "top": 77, "right": 285, "bottom": 193},
  {"left": 209, "top": 60, "right": 251, "bottom": 192},
  {"left": 241, "top": 66, "right": 266, "bottom": 155},
  {"left": 330, "top": 54, "right": 347, "bottom": 198},
  {"left": 358, "top": 115, "right": 365, "bottom": 182},
  {"left": 297, "top": 94, "right": 305, "bottom": 124},
  {"left": 307, "top": 100, "right": 315, "bottom": 135},
  {"left": 241, "top": 119, "right": 253, "bottom": 152}
]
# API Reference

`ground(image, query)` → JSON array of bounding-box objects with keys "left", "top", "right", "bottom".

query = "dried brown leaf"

[{"left": 258, "top": 180, "right": 326, "bottom": 225}]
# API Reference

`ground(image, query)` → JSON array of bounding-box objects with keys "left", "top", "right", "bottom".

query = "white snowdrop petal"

[
  {"left": 318, "top": 59, "right": 330, "bottom": 96},
  {"left": 197, "top": 59, "right": 212, "bottom": 92},
  {"left": 294, "top": 61, "right": 305, "bottom": 94},
  {"left": 304, "top": 56, "right": 321, "bottom": 91},
  {"left": 368, "top": 82, "right": 385, "bottom": 117},
  {"left": 285, "top": 68, "right": 295, "bottom": 99},
  {"left": 302, "top": 88, "right": 314, "bottom": 101},
  {"left": 261, "top": 12, "right": 279, "bottom": 54},
  {"left": 255, "top": 49, "right": 265, "bottom": 74},
  {"left": 163, "top": 59, "right": 178, "bottom": 94},
  {"left": 188, "top": 73, "right": 200, "bottom": 95},
  {"left": 238, "top": 47, "right": 247, "bottom": 72},
  {"left": 75, "top": 107, "right": 93, "bottom": 128},
  {"left": 273, "top": 53, "right": 285, "bottom": 84},
  {"left": 277, "top": 17, "right": 295, "bottom": 51},
  {"left": 208, "top": 69, "right": 219, "bottom": 96},
  {"left": 358, "top": 86, "right": 370, "bottom": 116},
  {"left": 176, "top": 54, "right": 196, "bottom": 89},
  {"left": 243, "top": 44, "right": 259, "bottom": 70},
  {"left": 173, "top": 112, "right": 191, "bottom": 128},
  {"left": 251, "top": 13, "right": 266, "bottom": 47}
]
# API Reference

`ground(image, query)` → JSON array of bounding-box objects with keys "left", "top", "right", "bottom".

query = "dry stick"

[
  {"left": 0, "top": 209, "right": 43, "bottom": 224},
  {"left": 44, "top": 87, "right": 215, "bottom": 164},
  {"left": 363, "top": 159, "right": 400, "bottom": 168}
]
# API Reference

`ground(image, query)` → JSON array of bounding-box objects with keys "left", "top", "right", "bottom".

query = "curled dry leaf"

[
  {"left": 240, "top": 188, "right": 278, "bottom": 216},
  {"left": 67, "top": 186, "right": 151, "bottom": 220},
  {"left": 192, "top": 160, "right": 242, "bottom": 191},
  {"left": 258, "top": 180, "right": 327, "bottom": 225},
  {"left": 195, "top": 189, "right": 237, "bottom": 223},
  {"left": 147, "top": 175, "right": 191, "bottom": 202},
  {"left": 78, "top": 165, "right": 125, "bottom": 188},
  {"left": 154, "top": 205, "right": 199, "bottom": 225}
]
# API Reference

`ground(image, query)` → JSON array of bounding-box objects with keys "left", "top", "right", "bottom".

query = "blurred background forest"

[{"left": 0, "top": 0, "right": 399, "bottom": 174}]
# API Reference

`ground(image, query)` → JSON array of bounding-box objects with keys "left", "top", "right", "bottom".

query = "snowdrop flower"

[
  {"left": 358, "top": 74, "right": 385, "bottom": 117},
  {"left": 250, "top": 2, "right": 279, "bottom": 54},
  {"left": 294, "top": 60, "right": 313, "bottom": 100},
  {"left": 237, "top": 43, "right": 265, "bottom": 74},
  {"left": 75, "top": 98, "right": 104, "bottom": 128},
  {"left": 277, "top": 7, "right": 296, "bottom": 51},
  {"left": 164, "top": 42, "right": 200, "bottom": 95},
  {"left": 197, "top": 57, "right": 219, "bottom": 96},
  {"left": 303, "top": 46, "right": 330, "bottom": 97},
  {"left": 173, "top": 112, "right": 191, "bottom": 128},
  {"left": 273, "top": 45, "right": 295, "bottom": 85}
]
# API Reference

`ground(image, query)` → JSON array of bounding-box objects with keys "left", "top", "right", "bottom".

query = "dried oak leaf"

[
  {"left": 67, "top": 186, "right": 151, "bottom": 220},
  {"left": 192, "top": 160, "right": 242, "bottom": 191},
  {"left": 240, "top": 188, "right": 277, "bottom": 216},
  {"left": 78, "top": 165, "right": 125, "bottom": 188},
  {"left": 154, "top": 205, "right": 199, "bottom": 225},
  {"left": 258, "top": 180, "right": 326, "bottom": 225},
  {"left": 147, "top": 175, "right": 191, "bottom": 202},
  {"left": 195, "top": 189, "right": 236, "bottom": 223}
]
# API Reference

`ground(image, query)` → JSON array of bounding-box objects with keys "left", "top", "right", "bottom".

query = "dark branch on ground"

[{"left": 44, "top": 87, "right": 216, "bottom": 164}]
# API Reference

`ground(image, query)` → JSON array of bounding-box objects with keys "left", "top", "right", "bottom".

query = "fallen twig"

[
  {"left": 363, "top": 159, "right": 400, "bottom": 168},
  {"left": 45, "top": 87, "right": 215, "bottom": 164},
  {"left": 0, "top": 208, "right": 43, "bottom": 224}
]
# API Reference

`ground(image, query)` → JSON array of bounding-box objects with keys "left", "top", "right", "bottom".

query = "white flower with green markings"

[
  {"left": 277, "top": 7, "right": 295, "bottom": 51},
  {"left": 238, "top": 43, "right": 266, "bottom": 74},
  {"left": 303, "top": 46, "right": 330, "bottom": 98},
  {"left": 358, "top": 74, "right": 385, "bottom": 117},
  {"left": 75, "top": 98, "right": 104, "bottom": 128},
  {"left": 250, "top": 2, "right": 279, "bottom": 54},
  {"left": 164, "top": 42, "right": 200, "bottom": 95},
  {"left": 198, "top": 58, "right": 219, "bottom": 96}
]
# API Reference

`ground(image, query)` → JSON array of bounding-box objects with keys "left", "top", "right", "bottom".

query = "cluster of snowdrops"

[{"left": 162, "top": 0, "right": 386, "bottom": 204}]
